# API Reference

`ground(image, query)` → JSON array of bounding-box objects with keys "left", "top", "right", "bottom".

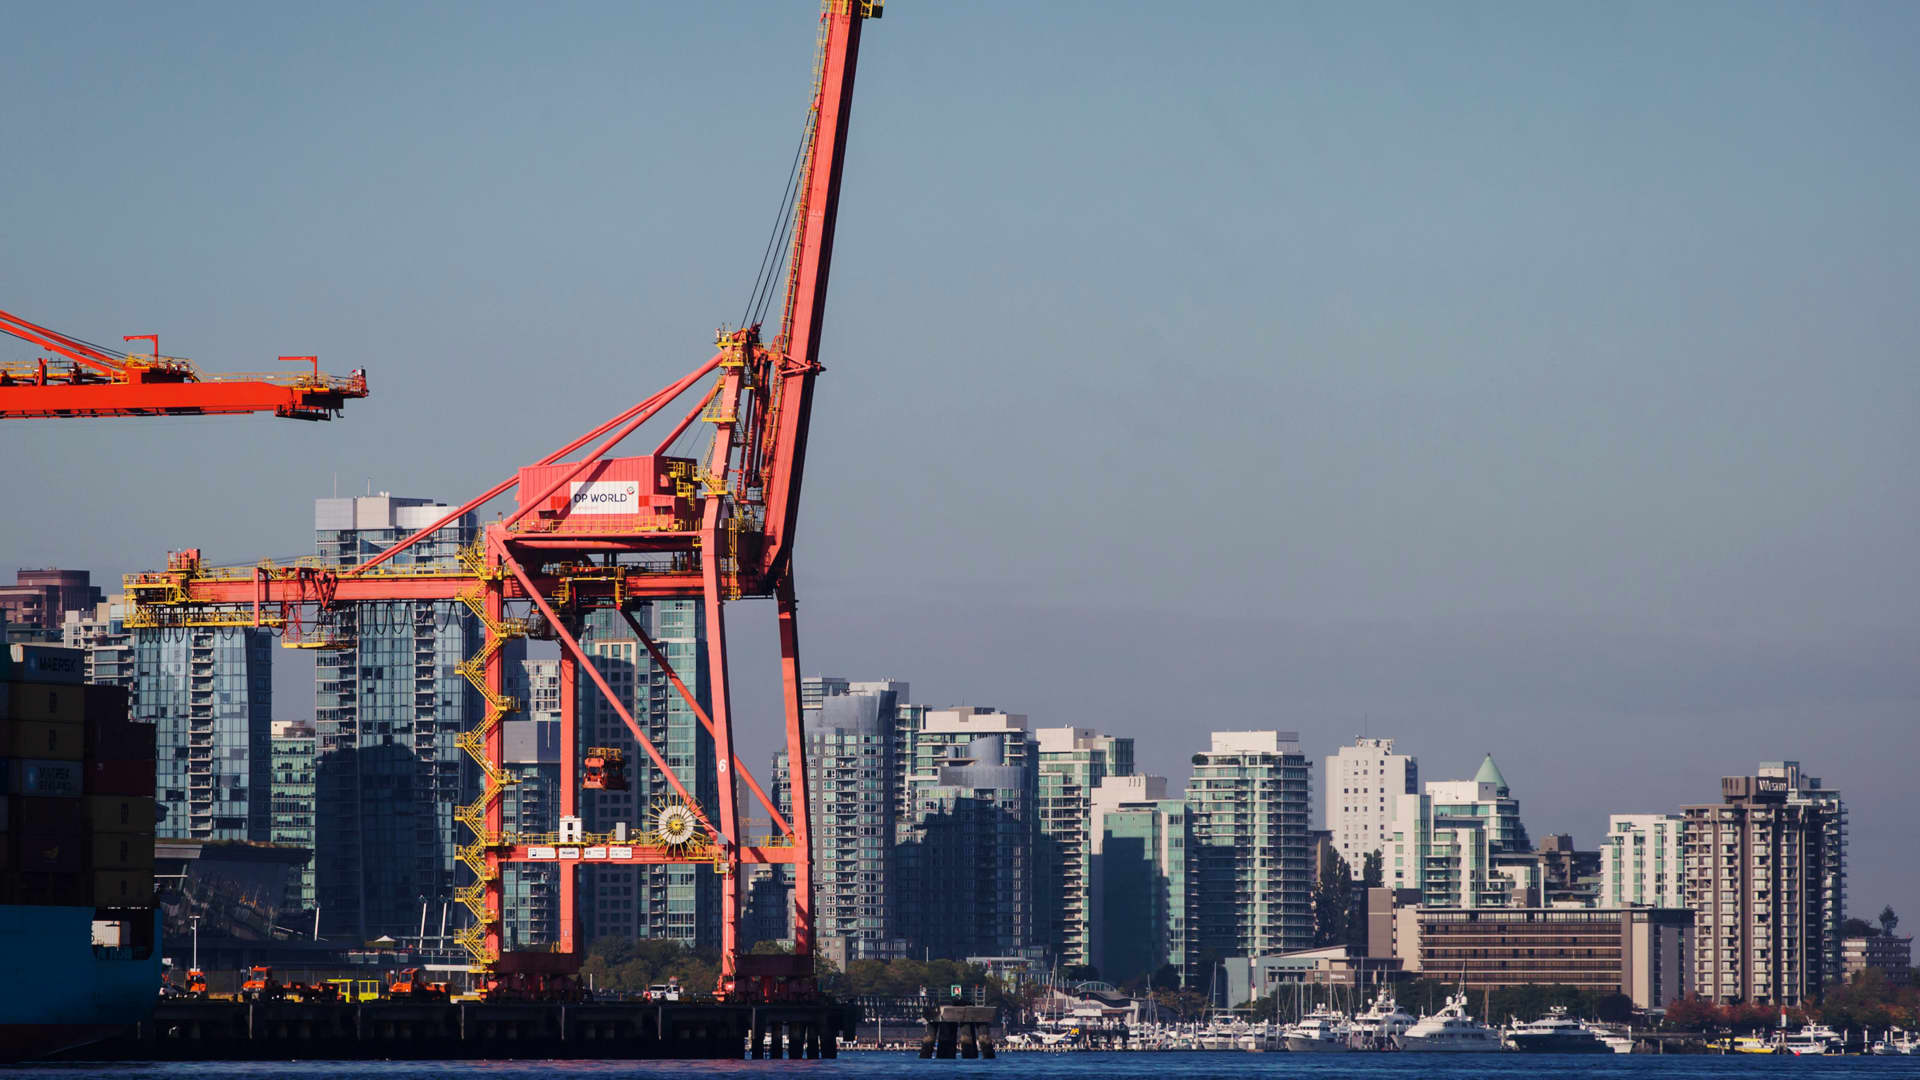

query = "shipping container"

[
  {"left": 85, "top": 794, "right": 156, "bottom": 832},
  {"left": 91, "top": 831, "right": 155, "bottom": 870},
  {"left": 91, "top": 870, "right": 153, "bottom": 906},
  {"left": 514, "top": 455, "right": 697, "bottom": 534},
  {"left": 13, "top": 817, "right": 86, "bottom": 873},
  {"left": 81, "top": 684, "right": 131, "bottom": 723},
  {"left": 0, "top": 871, "right": 89, "bottom": 906},
  {"left": 4, "top": 718, "right": 84, "bottom": 760},
  {"left": 85, "top": 758, "right": 156, "bottom": 797},
  {"left": 6, "top": 757, "right": 85, "bottom": 797},
  {"left": 83, "top": 715, "right": 154, "bottom": 762},
  {"left": 0, "top": 681, "right": 85, "bottom": 723},
  {"left": 4, "top": 644, "right": 85, "bottom": 685}
]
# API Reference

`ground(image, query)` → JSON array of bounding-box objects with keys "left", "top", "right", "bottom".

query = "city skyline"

[{"left": 5, "top": 0, "right": 1915, "bottom": 934}]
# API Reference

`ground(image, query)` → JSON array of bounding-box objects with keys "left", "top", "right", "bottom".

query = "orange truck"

[
  {"left": 240, "top": 966, "right": 283, "bottom": 1003},
  {"left": 387, "top": 967, "right": 451, "bottom": 1002}
]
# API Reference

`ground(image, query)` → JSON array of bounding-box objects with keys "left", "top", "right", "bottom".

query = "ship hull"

[{"left": 0, "top": 905, "right": 159, "bottom": 1063}]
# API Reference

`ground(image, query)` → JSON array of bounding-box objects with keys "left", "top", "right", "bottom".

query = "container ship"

[{"left": 0, "top": 641, "right": 159, "bottom": 1063}]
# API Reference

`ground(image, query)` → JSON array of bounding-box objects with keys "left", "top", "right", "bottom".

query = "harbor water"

[{"left": 10, "top": 1055, "right": 1920, "bottom": 1080}]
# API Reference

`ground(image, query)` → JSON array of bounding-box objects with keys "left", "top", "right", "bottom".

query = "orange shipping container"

[
  {"left": 86, "top": 795, "right": 156, "bottom": 832},
  {"left": 91, "top": 831, "right": 154, "bottom": 870},
  {"left": 0, "top": 682, "right": 85, "bottom": 724},
  {"left": 4, "top": 719, "right": 83, "bottom": 761}
]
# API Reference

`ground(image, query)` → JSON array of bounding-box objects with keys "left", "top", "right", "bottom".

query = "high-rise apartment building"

[
  {"left": 1683, "top": 771, "right": 1831, "bottom": 1006},
  {"left": 270, "top": 720, "right": 318, "bottom": 912},
  {"left": 1384, "top": 755, "right": 1529, "bottom": 908},
  {"left": 775, "top": 684, "right": 905, "bottom": 961},
  {"left": 1601, "top": 814, "right": 1686, "bottom": 909},
  {"left": 1760, "top": 762, "right": 1846, "bottom": 977},
  {"left": 799, "top": 675, "right": 850, "bottom": 711},
  {"left": 576, "top": 603, "right": 717, "bottom": 948},
  {"left": 1183, "top": 731, "right": 1311, "bottom": 981},
  {"left": 1035, "top": 727, "right": 1134, "bottom": 967},
  {"left": 134, "top": 625, "right": 273, "bottom": 842},
  {"left": 1090, "top": 774, "right": 1184, "bottom": 984},
  {"left": 898, "top": 732, "right": 1038, "bottom": 960},
  {"left": 499, "top": 657, "right": 562, "bottom": 949},
  {"left": 500, "top": 715, "right": 560, "bottom": 949},
  {"left": 312, "top": 493, "right": 482, "bottom": 942},
  {"left": 1324, "top": 737, "right": 1417, "bottom": 875},
  {"left": 0, "top": 568, "right": 103, "bottom": 634},
  {"left": 61, "top": 597, "right": 135, "bottom": 690}
]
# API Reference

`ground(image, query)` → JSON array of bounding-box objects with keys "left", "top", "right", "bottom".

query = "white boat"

[
  {"left": 1400, "top": 993, "right": 1503, "bottom": 1053},
  {"left": 1282, "top": 1009, "right": 1352, "bottom": 1052},
  {"left": 1349, "top": 990, "right": 1417, "bottom": 1049},
  {"left": 1506, "top": 1007, "right": 1610, "bottom": 1054},
  {"left": 1783, "top": 1023, "right": 1841, "bottom": 1056},
  {"left": 1871, "top": 1028, "right": 1919, "bottom": 1055},
  {"left": 1583, "top": 1022, "right": 1635, "bottom": 1054}
]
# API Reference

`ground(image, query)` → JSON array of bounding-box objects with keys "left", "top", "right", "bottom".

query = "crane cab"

[{"left": 583, "top": 747, "right": 629, "bottom": 791}]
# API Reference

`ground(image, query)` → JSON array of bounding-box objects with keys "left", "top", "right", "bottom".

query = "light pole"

[{"left": 189, "top": 915, "right": 201, "bottom": 970}]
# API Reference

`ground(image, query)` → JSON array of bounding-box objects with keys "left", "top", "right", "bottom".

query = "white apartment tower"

[
  {"left": 1600, "top": 813, "right": 1686, "bottom": 909},
  {"left": 1325, "top": 737, "right": 1417, "bottom": 876},
  {"left": 1683, "top": 772, "right": 1830, "bottom": 1006}
]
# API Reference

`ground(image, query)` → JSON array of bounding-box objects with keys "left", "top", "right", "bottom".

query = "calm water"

[{"left": 10, "top": 1055, "right": 1920, "bottom": 1080}]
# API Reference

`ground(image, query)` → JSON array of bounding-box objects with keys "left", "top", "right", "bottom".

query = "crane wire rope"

[{"left": 740, "top": 112, "right": 813, "bottom": 331}]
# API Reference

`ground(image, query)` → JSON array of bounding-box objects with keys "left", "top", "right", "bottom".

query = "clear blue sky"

[{"left": 5, "top": 3, "right": 1916, "bottom": 920}]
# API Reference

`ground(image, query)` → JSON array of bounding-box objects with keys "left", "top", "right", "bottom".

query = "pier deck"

[{"left": 63, "top": 1000, "right": 857, "bottom": 1061}]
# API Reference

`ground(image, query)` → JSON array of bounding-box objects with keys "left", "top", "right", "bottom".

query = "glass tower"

[
  {"left": 312, "top": 494, "right": 482, "bottom": 942},
  {"left": 1182, "top": 730, "right": 1311, "bottom": 984},
  {"left": 134, "top": 625, "right": 272, "bottom": 841},
  {"left": 576, "top": 602, "right": 717, "bottom": 948}
]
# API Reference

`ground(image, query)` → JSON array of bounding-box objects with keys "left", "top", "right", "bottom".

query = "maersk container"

[
  {"left": 0, "top": 682, "right": 84, "bottom": 724},
  {"left": 7, "top": 758, "right": 84, "bottom": 797},
  {"left": 83, "top": 759, "right": 154, "bottom": 797},
  {"left": 514, "top": 455, "right": 696, "bottom": 533},
  {"left": 3, "top": 645, "right": 84, "bottom": 686},
  {"left": 90, "top": 832, "right": 154, "bottom": 871},
  {"left": 85, "top": 795, "right": 155, "bottom": 833},
  {"left": 12, "top": 818, "right": 84, "bottom": 874},
  {"left": 3, "top": 721, "right": 83, "bottom": 762}
]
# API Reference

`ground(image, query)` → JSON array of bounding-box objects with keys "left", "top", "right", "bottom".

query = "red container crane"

[
  {"left": 125, "top": 0, "right": 883, "bottom": 1001},
  {"left": 0, "top": 308, "right": 366, "bottom": 420}
]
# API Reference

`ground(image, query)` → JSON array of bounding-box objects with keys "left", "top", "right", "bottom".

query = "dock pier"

[{"left": 65, "top": 1000, "right": 857, "bottom": 1061}]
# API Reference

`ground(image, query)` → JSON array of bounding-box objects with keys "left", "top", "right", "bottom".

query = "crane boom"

[
  {"left": 0, "top": 307, "right": 367, "bottom": 420},
  {"left": 754, "top": 0, "right": 871, "bottom": 584}
]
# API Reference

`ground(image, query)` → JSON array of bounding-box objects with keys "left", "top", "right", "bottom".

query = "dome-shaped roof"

[{"left": 1474, "top": 753, "right": 1509, "bottom": 792}]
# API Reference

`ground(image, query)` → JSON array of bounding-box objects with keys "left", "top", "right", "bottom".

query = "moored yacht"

[
  {"left": 1505, "top": 1007, "right": 1610, "bottom": 1054},
  {"left": 1349, "top": 991, "right": 1417, "bottom": 1049},
  {"left": 1400, "top": 993, "right": 1503, "bottom": 1053},
  {"left": 1282, "top": 1009, "right": 1352, "bottom": 1053},
  {"left": 1783, "top": 1024, "right": 1841, "bottom": 1056}
]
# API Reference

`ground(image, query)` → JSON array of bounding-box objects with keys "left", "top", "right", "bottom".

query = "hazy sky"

[{"left": 6, "top": 3, "right": 1915, "bottom": 919}]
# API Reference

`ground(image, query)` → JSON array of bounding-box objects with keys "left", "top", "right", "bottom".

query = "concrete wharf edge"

[{"left": 62, "top": 1001, "right": 860, "bottom": 1061}]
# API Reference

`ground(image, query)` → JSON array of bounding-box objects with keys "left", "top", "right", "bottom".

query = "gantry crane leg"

[
  {"left": 700, "top": 514, "right": 744, "bottom": 983},
  {"left": 776, "top": 576, "right": 814, "bottom": 959}
]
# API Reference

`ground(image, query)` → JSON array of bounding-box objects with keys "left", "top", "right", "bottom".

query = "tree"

[
  {"left": 1662, "top": 996, "right": 1718, "bottom": 1032},
  {"left": 1879, "top": 905, "right": 1900, "bottom": 937},
  {"left": 1360, "top": 850, "right": 1384, "bottom": 889},
  {"left": 1593, "top": 993, "right": 1634, "bottom": 1025},
  {"left": 1062, "top": 964, "right": 1100, "bottom": 984},
  {"left": 1842, "top": 916, "right": 1878, "bottom": 938},
  {"left": 1312, "top": 846, "right": 1352, "bottom": 946},
  {"left": 1149, "top": 963, "right": 1181, "bottom": 992}
]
